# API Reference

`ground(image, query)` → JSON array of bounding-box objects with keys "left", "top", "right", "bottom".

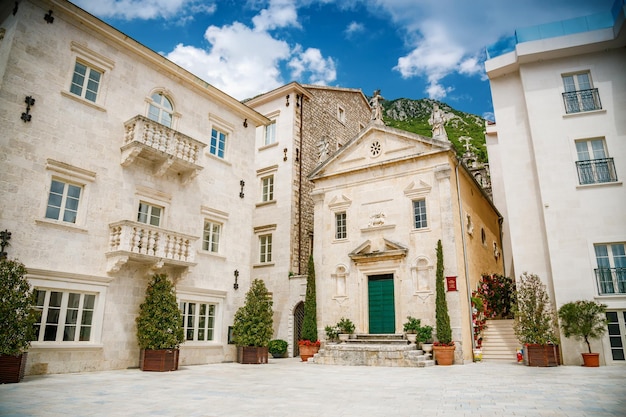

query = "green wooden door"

[{"left": 368, "top": 275, "right": 395, "bottom": 334}]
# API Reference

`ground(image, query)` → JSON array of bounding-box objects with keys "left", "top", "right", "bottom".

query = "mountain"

[{"left": 381, "top": 98, "right": 488, "bottom": 163}]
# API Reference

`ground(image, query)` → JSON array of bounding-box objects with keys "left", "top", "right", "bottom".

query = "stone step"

[
  {"left": 312, "top": 342, "right": 434, "bottom": 367},
  {"left": 479, "top": 319, "right": 518, "bottom": 362}
]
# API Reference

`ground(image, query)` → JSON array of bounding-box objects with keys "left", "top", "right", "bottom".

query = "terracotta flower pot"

[
  {"left": 432, "top": 345, "right": 455, "bottom": 366},
  {"left": 581, "top": 352, "right": 600, "bottom": 367},
  {"left": 299, "top": 344, "right": 320, "bottom": 361}
]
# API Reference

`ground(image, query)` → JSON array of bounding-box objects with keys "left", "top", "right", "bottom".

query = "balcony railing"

[
  {"left": 121, "top": 115, "right": 206, "bottom": 182},
  {"left": 576, "top": 158, "right": 618, "bottom": 185},
  {"left": 106, "top": 220, "right": 198, "bottom": 273},
  {"left": 562, "top": 89, "right": 602, "bottom": 114},
  {"left": 595, "top": 268, "right": 626, "bottom": 295}
]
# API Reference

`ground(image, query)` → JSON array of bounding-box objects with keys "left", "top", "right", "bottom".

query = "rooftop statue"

[
  {"left": 370, "top": 90, "right": 384, "bottom": 124},
  {"left": 429, "top": 104, "right": 448, "bottom": 141}
]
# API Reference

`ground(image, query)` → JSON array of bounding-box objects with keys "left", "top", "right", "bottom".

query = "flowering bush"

[
  {"left": 476, "top": 274, "right": 515, "bottom": 319},
  {"left": 433, "top": 341, "right": 455, "bottom": 347},
  {"left": 471, "top": 293, "right": 487, "bottom": 348},
  {"left": 298, "top": 339, "right": 321, "bottom": 347}
]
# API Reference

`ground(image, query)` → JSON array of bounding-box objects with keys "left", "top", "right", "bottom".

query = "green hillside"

[{"left": 381, "top": 98, "right": 488, "bottom": 163}]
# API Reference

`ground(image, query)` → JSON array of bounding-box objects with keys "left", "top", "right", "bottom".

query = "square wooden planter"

[
  {"left": 0, "top": 353, "right": 27, "bottom": 384},
  {"left": 236, "top": 346, "right": 268, "bottom": 364},
  {"left": 139, "top": 349, "right": 179, "bottom": 372},
  {"left": 525, "top": 344, "right": 560, "bottom": 367}
]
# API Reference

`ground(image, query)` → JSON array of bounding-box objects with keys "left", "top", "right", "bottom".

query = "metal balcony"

[
  {"left": 595, "top": 268, "right": 626, "bottom": 295},
  {"left": 106, "top": 220, "right": 198, "bottom": 273},
  {"left": 576, "top": 158, "right": 618, "bottom": 185},
  {"left": 121, "top": 115, "right": 206, "bottom": 183},
  {"left": 562, "top": 89, "right": 602, "bottom": 114}
]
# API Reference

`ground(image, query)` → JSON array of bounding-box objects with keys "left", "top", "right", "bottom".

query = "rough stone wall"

[{"left": 294, "top": 87, "right": 371, "bottom": 274}]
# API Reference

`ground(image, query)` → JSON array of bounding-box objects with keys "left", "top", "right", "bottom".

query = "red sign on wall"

[{"left": 446, "top": 276, "right": 457, "bottom": 292}]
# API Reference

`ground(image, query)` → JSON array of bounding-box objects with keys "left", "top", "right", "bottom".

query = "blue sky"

[{"left": 73, "top": 0, "right": 615, "bottom": 119}]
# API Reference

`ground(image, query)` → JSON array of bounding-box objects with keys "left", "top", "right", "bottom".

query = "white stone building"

[{"left": 485, "top": 0, "right": 626, "bottom": 365}]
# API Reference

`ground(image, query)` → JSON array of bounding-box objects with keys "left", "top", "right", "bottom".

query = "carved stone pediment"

[{"left": 349, "top": 238, "right": 408, "bottom": 263}]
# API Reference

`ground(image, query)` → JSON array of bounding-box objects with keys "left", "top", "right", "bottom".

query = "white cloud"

[
  {"left": 288, "top": 46, "right": 337, "bottom": 85},
  {"left": 72, "top": 0, "right": 209, "bottom": 20},
  {"left": 252, "top": 0, "right": 300, "bottom": 31},
  {"left": 344, "top": 21, "right": 365, "bottom": 37},
  {"left": 166, "top": 23, "right": 291, "bottom": 99}
]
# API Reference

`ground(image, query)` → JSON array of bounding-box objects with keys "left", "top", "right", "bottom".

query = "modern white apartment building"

[{"left": 485, "top": 0, "right": 626, "bottom": 365}]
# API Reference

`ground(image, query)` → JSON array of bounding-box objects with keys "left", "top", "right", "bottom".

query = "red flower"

[
  {"left": 433, "top": 341, "right": 455, "bottom": 347},
  {"left": 298, "top": 340, "right": 321, "bottom": 347}
]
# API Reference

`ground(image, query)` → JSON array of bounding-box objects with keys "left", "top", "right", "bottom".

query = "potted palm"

[
  {"left": 403, "top": 316, "right": 422, "bottom": 344},
  {"left": 433, "top": 240, "right": 455, "bottom": 365},
  {"left": 268, "top": 339, "right": 288, "bottom": 358},
  {"left": 0, "top": 259, "right": 37, "bottom": 383},
  {"left": 136, "top": 274, "right": 184, "bottom": 372},
  {"left": 299, "top": 254, "right": 320, "bottom": 361},
  {"left": 512, "top": 272, "right": 560, "bottom": 367},
  {"left": 558, "top": 300, "right": 607, "bottom": 367},
  {"left": 336, "top": 317, "right": 355, "bottom": 342},
  {"left": 232, "top": 278, "right": 274, "bottom": 364}
]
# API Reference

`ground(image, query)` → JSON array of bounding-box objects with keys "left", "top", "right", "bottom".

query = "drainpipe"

[
  {"left": 455, "top": 159, "right": 476, "bottom": 352},
  {"left": 297, "top": 93, "right": 304, "bottom": 275}
]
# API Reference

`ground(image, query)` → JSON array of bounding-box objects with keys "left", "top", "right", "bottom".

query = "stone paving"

[{"left": 1, "top": 358, "right": 625, "bottom": 417}]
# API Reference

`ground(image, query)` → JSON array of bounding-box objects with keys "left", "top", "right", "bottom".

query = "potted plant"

[
  {"left": 268, "top": 339, "right": 288, "bottom": 358},
  {"left": 433, "top": 240, "right": 455, "bottom": 365},
  {"left": 403, "top": 316, "right": 422, "bottom": 344},
  {"left": 558, "top": 300, "right": 607, "bottom": 367},
  {"left": 232, "top": 278, "right": 274, "bottom": 364},
  {"left": 0, "top": 259, "right": 38, "bottom": 383},
  {"left": 325, "top": 325, "right": 339, "bottom": 344},
  {"left": 512, "top": 272, "right": 560, "bottom": 367},
  {"left": 336, "top": 317, "right": 355, "bottom": 342},
  {"left": 417, "top": 323, "right": 434, "bottom": 352},
  {"left": 299, "top": 254, "right": 320, "bottom": 361},
  {"left": 136, "top": 274, "right": 185, "bottom": 371}
]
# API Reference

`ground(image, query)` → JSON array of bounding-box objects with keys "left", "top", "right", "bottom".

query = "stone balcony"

[
  {"left": 121, "top": 115, "right": 206, "bottom": 183},
  {"left": 106, "top": 220, "right": 198, "bottom": 273}
]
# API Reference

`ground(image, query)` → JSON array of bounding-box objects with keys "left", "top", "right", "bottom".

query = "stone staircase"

[
  {"left": 311, "top": 334, "right": 435, "bottom": 367},
  {"left": 480, "top": 319, "right": 519, "bottom": 361}
]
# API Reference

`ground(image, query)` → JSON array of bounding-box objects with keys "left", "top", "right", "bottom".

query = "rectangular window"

[
  {"left": 137, "top": 202, "right": 162, "bottom": 227},
  {"left": 562, "top": 72, "right": 601, "bottom": 113},
  {"left": 202, "top": 221, "right": 221, "bottom": 253},
  {"left": 34, "top": 289, "right": 96, "bottom": 342},
  {"left": 594, "top": 243, "right": 626, "bottom": 295},
  {"left": 45, "top": 179, "right": 82, "bottom": 224},
  {"left": 413, "top": 199, "right": 428, "bottom": 229},
  {"left": 180, "top": 301, "right": 216, "bottom": 342},
  {"left": 264, "top": 122, "right": 276, "bottom": 145},
  {"left": 575, "top": 139, "right": 617, "bottom": 184},
  {"left": 261, "top": 175, "right": 274, "bottom": 202},
  {"left": 335, "top": 212, "right": 347, "bottom": 239},
  {"left": 259, "top": 234, "right": 272, "bottom": 263},
  {"left": 606, "top": 311, "right": 626, "bottom": 361},
  {"left": 70, "top": 62, "right": 101, "bottom": 103},
  {"left": 337, "top": 106, "right": 346, "bottom": 123},
  {"left": 210, "top": 128, "right": 226, "bottom": 158}
]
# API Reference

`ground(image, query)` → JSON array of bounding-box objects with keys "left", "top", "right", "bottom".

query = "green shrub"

[
  {"left": 268, "top": 339, "right": 288, "bottom": 356},
  {"left": 232, "top": 279, "right": 274, "bottom": 347},
  {"left": 336, "top": 317, "right": 355, "bottom": 334},
  {"left": 558, "top": 300, "right": 607, "bottom": 353},
  {"left": 403, "top": 316, "right": 422, "bottom": 333},
  {"left": 300, "top": 255, "right": 318, "bottom": 342},
  {"left": 512, "top": 272, "right": 558, "bottom": 345}
]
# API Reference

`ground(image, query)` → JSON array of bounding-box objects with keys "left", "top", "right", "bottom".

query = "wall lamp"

[
  {"left": 21, "top": 96, "right": 35, "bottom": 122},
  {"left": 243, "top": 118, "right": 248, "bottom": 128},
  {"left": 0, "top": 229, "right": 11, "bottom": 260},
  {"left": 44, "top": 10, "right": 54, "bottom": 24},
  {"left": 285, "top": 94, "right": 290, "bottom": 107},
  {"left": 239, "top": 180, "right": 245, "bottom": 198},
  {"left": 283, "top": 148, "right": 288, "bottom": 161},
  {"left": 233, "top": 269, "right": 239, "bottom": 290}
]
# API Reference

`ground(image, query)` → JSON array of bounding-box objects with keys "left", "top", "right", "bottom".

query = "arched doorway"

[{"left": 293, "top": 301, "right": 305, "bottom": 356}]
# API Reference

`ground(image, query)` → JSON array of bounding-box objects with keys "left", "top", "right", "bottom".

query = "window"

[
  {"left": 202, "top": 221, "right": 221, "bottom": 253},
  {"left": 335, "top": 212, "right": 347, "bottom": 239},
  {"left": 259, "top": 234, "right": 272, "bottom": 263},
  {"left": 413, "top": 199, "right": 428, "bottom": 229},
  {"left": 45, "top": 179, "right": 82, "bottom": 224},
  {"left": 261, "top": 175, "right": 274, "bottom": 202},
  {"left": 210, "top": 128, "right": 226, "bottom": 158},
  {"left": 337, "top": 106, "right": 346, "bottom": 123},
  {"left": 148, "top": 92, "right": 173, "bottom": 128},
  {"left": 606, "top": 311, "right": 626, "bottom": 361},
  {"left": 137, "top": 202, "right": 162, "bottom": 227},
  {"left": 34, "top": 289, "right": 96, "bottom": 342},
  {"left": 180, "top": 301, "right": 216, "bottom": 342},
  {"left": 70, "top": 61, "right": 102, "bottom": 103},
  {"left": 595, "top": 243, "right": 626, "bottom": 295},
  {"left": 575, "top": 139, "right": 617, "bottom": 184},
  {"left": 264, "top": 121, "right": 276, "bottom": 146},
  {"left": 562, "top": 72, "right": 601, "bottom": 113}
]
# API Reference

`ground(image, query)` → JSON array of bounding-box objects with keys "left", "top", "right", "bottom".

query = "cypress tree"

[
  {"left": 435, "top": 240, "right": 452, "bottom": 344},
  {"left": 300, "top": 254, "right": 318, "bottom": 342},
  {"left": 232, "top": 278, "right": 274, "bottom": 347}
]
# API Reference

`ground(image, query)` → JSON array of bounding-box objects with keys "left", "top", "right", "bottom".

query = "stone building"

[
  {"left": 485, "top": 0, "right": 626, "bottom": 365},
  {"left": 309, "top": 122, "right": 504, "bottom": 364}
]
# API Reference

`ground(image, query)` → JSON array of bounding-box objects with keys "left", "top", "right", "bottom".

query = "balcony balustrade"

[
  {"left": 596, "top": 268, "right": 626, "bottom": 295},
  {"left": 576, "top": 158, "right": 618, "bottom": 185},
  {"left": 106, "top": 220, "right": 198, "bottom": 273},
  {"left": 562, "top": 89, "right": 602, "bottom": 114},
  {"left": 121, "top": 115, "right": 206, "bottom": 183}
]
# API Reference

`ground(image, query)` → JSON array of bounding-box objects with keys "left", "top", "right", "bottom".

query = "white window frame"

[
  {"left": 39, "top": 159, "right": 96, "bottom": 229},
  {"left": 412, "top": 198, "right": 428, "bottom": 230},
  {"left": 264, "top": 121, "right": 277, "bottom": 146},
  {"left": 208, "top": 114, "right": 234, "bottom": 160},
  {"left": 70, "top": 61, "right": 102, "bottom": 103},
  {"left": 337, "top": 105, "right": 346, "bottom": 124},
  {"left": 137, "top": 201, "right": 163, "bottom": 227},
  {"left": 134, "top": 186, "right": 171, "bottom": 228},
  {"left": 202, "top": 220, "right": 222, "bottom": 253},
  {"left": 594, "top": 243, "right": 626, "bottom": 295},
  {"left": 27, "top": 269, "right": 112, "bottom": 348},
  {"left": 45, "top": 178, "right": 83, "bottom": 225},
  {"left": 146, "top": 91, "right": 176, "bottom": 129},
  {"left": 335, "top": 211, "right": 347, "bottom": 240},
  {"left": 62, "top": 41, "right": 114, "bottom": 110},
  {"left": 177, "top": 287, "right": 226, "bottom": 346},
  {"left": 261, "top": 175, "right": 274, "bottom": 202},
  {"left": 259, "top": 234, "right": 273, "bottom": 263}
]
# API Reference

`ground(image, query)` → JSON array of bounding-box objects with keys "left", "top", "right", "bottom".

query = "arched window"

[{"left": 147, "top": 92, "right": 173, "bottom": 127}]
